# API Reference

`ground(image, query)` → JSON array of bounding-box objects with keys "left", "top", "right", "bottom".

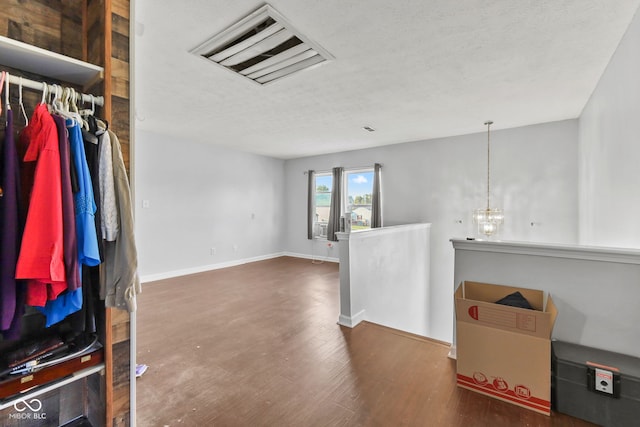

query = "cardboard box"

[{"left": 455, "top": 281, "right": 557, "bottom": 415}]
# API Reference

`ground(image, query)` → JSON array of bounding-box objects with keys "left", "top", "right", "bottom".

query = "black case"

[{"left": 552, "top": 341, "right": 640, "bottom": 426}]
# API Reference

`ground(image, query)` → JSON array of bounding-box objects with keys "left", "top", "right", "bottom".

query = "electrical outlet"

[
  {"left": 210, "top": 247, "right": 216, "bottom": 256},
  {"left": 233, "top": 244, "right": 238, "bottom": 252}
]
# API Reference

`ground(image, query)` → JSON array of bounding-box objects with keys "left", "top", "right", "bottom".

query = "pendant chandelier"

[{"left": 473, "top": 121, "right": 504, "bottom": 237}]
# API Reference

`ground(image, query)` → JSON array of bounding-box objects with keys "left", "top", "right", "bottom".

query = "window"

[
  {"left": 314, "top": 173, "right": 332, "bottom": 238},
  {"left": 311, "top": 168, "right": 376, "bottom": 239},
  {"left": 345, "top": 169, "right": 374, "bottom": 231}
]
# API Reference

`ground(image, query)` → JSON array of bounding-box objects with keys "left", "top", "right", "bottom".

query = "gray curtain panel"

[
  {"left": 327, "top": 167, "right": 343, "bottom": 241},
  {"left": 371, "top": 163, "right": 382, "bottom": 228},
  {"left": 307, "top": 170, "right": 315, "bottom": 239}
]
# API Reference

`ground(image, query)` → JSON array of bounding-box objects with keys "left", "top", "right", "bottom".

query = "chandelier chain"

[{"left": 485, "top": 120, "right": 493, "bottom": 210}]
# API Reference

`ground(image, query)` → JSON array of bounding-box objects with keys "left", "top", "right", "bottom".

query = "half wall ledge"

[{"left": 451, "top": 238, "right": 640, "bottom": 358}]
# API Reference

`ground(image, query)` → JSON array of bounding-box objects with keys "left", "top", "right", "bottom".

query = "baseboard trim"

[
  {"left": 283, "top": 251, "right": 339, "bottom": 263},
  {"left": 337, "top": 309, "right": 366, "bottom": 328},
  {"left": 448, "top": 345, "right": 457, "bottom": 360},
  {"left": 140, "top": 252, "right": 285, "bottom": 283}
]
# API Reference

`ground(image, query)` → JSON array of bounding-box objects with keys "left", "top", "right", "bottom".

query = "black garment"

[
  {"left": 69, "top": 267, "right": 100, "bottom": 335},
  {"left": 69, "top": 127, "right": 106, "bottom": 336},
  {"left": 495, "top": 291, "right": 534, "bottom": 310}
]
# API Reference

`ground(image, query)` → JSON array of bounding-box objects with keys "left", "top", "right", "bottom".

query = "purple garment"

[
  {"left": 0, "top": 109, "right": 23, "bottom": 334},
  {"left": 53, "top": 115, "right": 81, "bottom": 291}
]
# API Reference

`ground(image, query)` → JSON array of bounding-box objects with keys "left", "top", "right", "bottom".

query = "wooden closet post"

[
  {"left": 103, "top": 0, "right": 114, "bottom": 423},
  {"left": 105, "top": 308, "right": 114, "bottom": 425},
  {"left": 104, "top": 0, "right": 113, "bottom": 122}
]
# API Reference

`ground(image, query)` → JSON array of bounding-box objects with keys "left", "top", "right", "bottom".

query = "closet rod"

[{"left": 4, "top": 73, "right": 104, "bottom": 107}]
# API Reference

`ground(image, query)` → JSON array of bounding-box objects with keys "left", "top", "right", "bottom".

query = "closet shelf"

[
  {"left": 0, "top": 347, "right": 104, "bottom": 403},
  {"left": 0, "top": 35, "right": 104, "bottom": 87}
]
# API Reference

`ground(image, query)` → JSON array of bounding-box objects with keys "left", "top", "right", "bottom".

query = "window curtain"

[
  {"left": 327, "top": 167, "right": 343, "bottom": 242},
  {"left": 371, "top": 163, "right": 382, "bottom": 228},
  {"left": 307, "top": 170, "right": 315, "bottom": 240}
]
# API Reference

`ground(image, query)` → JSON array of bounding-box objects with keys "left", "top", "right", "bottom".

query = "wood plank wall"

[
  {"left": 109, "top": 0, "right": 131, "bottom": 173},
  {"left": 0, "top": 0, "right": 84, "bottom": 59},
  {"left": 1, "top": 1, "right": 132, "bottom": 426}
]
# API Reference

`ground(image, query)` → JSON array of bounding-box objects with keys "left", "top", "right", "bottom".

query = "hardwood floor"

[{"left": 136, "top": 256, "right": 595, "bottom": 426}]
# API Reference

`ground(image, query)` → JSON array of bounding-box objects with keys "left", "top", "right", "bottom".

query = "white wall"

[
  {"left": 134, "top": 129, "right": 285, "bottom": 281},
  {"left": 284, "top": 120, "right": 579, "bottom": 343},
  {"left": 452, "top": 240, "right": 640, "bottom": 358},
  {"left": 346, "top": 224, "right": 431, "bottom": 337},
  {"left": 579, "top": 7, "right": 640, "bottom": 248}
]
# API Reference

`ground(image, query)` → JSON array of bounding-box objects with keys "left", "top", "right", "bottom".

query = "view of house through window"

[
  {"left": 345, "top": 170, "right": 374, "bottom": 230},
  {"left": 314, "top": 169, "right": 375, "bottom": 238}
]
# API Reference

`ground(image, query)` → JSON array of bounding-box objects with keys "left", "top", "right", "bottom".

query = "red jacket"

[{"left": 15, "top": 104, "right": 67, "bottom": 306}]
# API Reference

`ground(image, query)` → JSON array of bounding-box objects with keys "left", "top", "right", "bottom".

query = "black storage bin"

[{"left": 552, "top": 341, "right": 640, "bottom": 427}]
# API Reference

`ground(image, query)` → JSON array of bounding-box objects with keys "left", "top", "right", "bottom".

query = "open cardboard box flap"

[{"left": 455, "top": 281, "right": 557, "bottom": 340}]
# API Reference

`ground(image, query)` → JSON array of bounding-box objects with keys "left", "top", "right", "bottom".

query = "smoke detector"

[{"left": 191, "top": 4, "right": 333, "bottom": 85}]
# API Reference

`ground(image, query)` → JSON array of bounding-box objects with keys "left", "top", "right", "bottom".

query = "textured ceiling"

[{"left": 134, "top": 1, "right": 640, "bottom": 159}]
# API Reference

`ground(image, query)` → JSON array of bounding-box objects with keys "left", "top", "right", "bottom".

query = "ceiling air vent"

[{"left": 191, "top": 4, "right": 333, "bottom": 85}]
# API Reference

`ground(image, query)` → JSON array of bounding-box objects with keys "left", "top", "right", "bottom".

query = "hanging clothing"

[
  {"left": 36, "top": 115, "right": 87, "bottom": 328},
  {"left": 68, "top": 264, "right": 98, "bottom": 334},
  {"left": 0, "top": 109, "right": 23, "bottom": 332},
  {"left": 53, "top": 114, "right": 81, "bottom": 291},
  {"left": 98, "top": 129, "right": 118, "bottom": 241},
  {"left": 66, "top": 124, "right": 105, "bottom": 334},
  {"left": 67, "top": 119, "right": 100, "bottom": 268},
  {"left": 38, "top": 286, "right": 83, "bottom": 327},
  {"left": 38, "top": 120, "right": 101, "bottom": 328},
  {"left": 15, "top": 104, "right": 67, "bottom": 306},
  {"left": 102, "top": 129, "right": 140, "bottom": 312},
  {"left": 83, "top": 128, "right": 104, "bottom": 259},
  {"left": 2, "top": 284, "right": 25, "bottom": 340}
]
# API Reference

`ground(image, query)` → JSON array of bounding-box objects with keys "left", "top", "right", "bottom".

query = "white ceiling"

[{"left": 134, "top": 1, "right": 640, "bottom": 160}]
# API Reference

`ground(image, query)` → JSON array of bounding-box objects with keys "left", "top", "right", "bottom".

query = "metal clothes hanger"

[
  {"left": 50, "top": 85, "right": 65, "bottom": 115},
  {"left": 4, "top": 71, "right": 11, "bottom": 113},
  {"left": 18, "top": 77, "right": 29, "bottom": 126},
  {"left": 79, "top": 94, "right": 96, "bottom": 117},
  {"left": 70, "top": 88, "right": 90, "bottom": 130},
  {"left": 47, "top": 83, "right": 56, "bottom": 105},
  {"left": 52, "top": 85, "right": 83, "bottom": 125},
  {"left": 81, "top": 94, "right": 107, "bottom": 135},
  {"left": 41, "top": 81, "right": 48, "bottom": 105},
  {"left": 0, "top": 71, "right": 5, "bottom": 116},
  {"left": 69, "top": 89, "right": 79, "bottom": 113}
]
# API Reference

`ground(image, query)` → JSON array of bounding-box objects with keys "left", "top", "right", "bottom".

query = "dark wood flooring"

[{"left": 136, "top": 256, "right": 595, "bottom": 426}]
